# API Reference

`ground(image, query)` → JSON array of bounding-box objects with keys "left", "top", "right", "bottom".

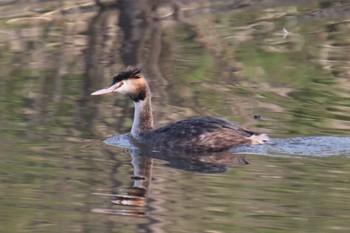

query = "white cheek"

[
  {"left": 113, "top": 80, "right": 131, "bottom": 94},
  {"left": 116, "top": 85, "right": 127, "bottom": 94}
]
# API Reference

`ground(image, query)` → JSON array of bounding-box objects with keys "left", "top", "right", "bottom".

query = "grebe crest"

[
  {"left": 91, "top": 67, "right": 269, "bottom": 152},
  {"left": 92, "top": 66, "right": 148, "bottom": 102}
]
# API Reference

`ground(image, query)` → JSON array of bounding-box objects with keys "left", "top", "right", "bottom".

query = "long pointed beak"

[{"left": 91, "top": 85, "right": 116, "bottom": 96}]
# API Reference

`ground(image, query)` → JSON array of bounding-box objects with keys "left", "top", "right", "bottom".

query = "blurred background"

[{"left": 0, "top": 0, "right": 349, "bottom": 232}]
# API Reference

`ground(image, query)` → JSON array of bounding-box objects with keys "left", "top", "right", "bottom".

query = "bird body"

[{"left": 91, "top": 67, "right": 269, "bottom": 152}]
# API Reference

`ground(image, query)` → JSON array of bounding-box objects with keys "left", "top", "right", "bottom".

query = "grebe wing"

[
  {"left": 153, "top": 116, "right": 251, "bottom": 135},
  {"left": 142, "top": 116, "right": 254, "bottom": 151}
]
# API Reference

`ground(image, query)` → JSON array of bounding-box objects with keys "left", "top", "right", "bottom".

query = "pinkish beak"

[{"left": 91, "top": 85, "right": 116, "bottom": 95}]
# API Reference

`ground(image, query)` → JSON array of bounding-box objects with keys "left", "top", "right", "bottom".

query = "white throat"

[
  {"left": 129, "top": 85, "right": 154, "bottom": 137},
  {"left": 131, "top": 101, "right": 141, "bottom": 137}
]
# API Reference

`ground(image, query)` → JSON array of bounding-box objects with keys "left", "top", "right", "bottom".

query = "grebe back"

[{"left": 91, "top": 67, "right": 269, "bottom": 152}]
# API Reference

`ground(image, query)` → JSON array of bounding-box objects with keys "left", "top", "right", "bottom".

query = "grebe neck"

[{"left": 131, "top": 93, "right": 154, "bottom": 137}]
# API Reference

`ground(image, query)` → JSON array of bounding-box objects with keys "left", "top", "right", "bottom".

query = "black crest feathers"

[{"left": 112, "top": 66, "right": 142, "bottom": 84}]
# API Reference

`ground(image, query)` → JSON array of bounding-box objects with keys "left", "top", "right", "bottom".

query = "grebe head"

[{"left": 91, "top": 67, "right": 148, "bottom": 102}]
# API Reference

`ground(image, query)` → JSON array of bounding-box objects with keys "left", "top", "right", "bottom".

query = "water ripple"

[{"left": 232, "top": 136, "right": 350, "bottom": 157}]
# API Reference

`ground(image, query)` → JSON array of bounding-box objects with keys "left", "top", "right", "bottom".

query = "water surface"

[{"left": 0, "top": 0, "right": 350, "bottom": 232}]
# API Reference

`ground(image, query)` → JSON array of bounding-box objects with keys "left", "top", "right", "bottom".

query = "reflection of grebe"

[{"left": 91, "top": 67, "right": 269, "bottom": 152}]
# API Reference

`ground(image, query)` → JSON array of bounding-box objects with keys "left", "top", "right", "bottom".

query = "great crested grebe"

[{"left": 91, "top": 67, "right": 269, "bottom": 152}]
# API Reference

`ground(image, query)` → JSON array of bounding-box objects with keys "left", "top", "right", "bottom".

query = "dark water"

[{"left": 1, "top": 0, "right": 350, "bottom": 232}]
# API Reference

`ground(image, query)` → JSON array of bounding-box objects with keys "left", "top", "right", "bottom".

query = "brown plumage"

[
  {"left": 91, "top": 67, "right": 269, "bottom": 152},
  {"left": 142, "top": 116, "right": 254, "bottom": 152}
]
